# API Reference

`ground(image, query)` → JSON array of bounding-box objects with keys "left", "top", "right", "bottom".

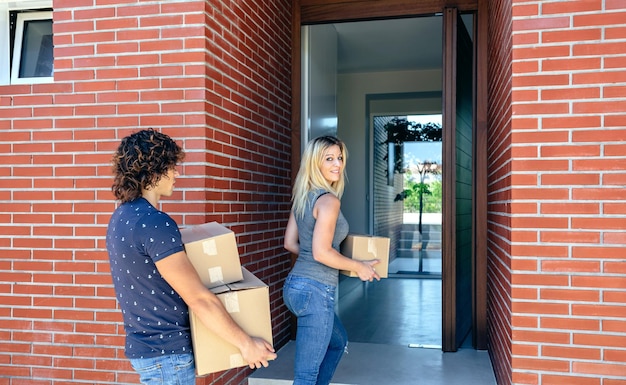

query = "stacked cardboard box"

[
  {"left": 180, "top": 222, "right": 273, "bottom": 376},
  {"left": 180, "top": 222, "right": 243, "bottom": 288},
  {"left": 340, "top": 234, "right": 390, "bottom": 278}
]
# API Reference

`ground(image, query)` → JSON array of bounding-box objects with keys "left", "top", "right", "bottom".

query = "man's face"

[{"left": 153, "top": 167, "right": 179, "bottom": 197}]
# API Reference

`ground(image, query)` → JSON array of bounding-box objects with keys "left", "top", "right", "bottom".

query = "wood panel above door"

[{"left": 301, "top": 0, "right": 478, "bottom": 23}]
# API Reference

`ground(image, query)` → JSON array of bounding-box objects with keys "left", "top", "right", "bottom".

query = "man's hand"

[{"left": 241, "top": 337, "right": 277, "bottom": 369}]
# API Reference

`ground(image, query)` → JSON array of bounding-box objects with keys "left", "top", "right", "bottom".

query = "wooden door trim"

[
  {"left": 441, "top": 7, "right": 458, "bottom": 352},
  {"left": 473, "top": 0, "right": 488, "bottom": 351},
  {"left": 301, "top": 0, "right": 478, "bottom": 24}
]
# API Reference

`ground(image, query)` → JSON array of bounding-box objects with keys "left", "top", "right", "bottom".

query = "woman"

[
  {"left": 106, "top": 129, "right": 276, "bottom": 384},
  {"left": 283, "top": 135, "right": 380, "bottom": 385}
]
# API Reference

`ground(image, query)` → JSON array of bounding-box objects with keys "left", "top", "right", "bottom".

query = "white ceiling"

[{"left": 333, "top": 15, "right": 472, "bottom": 74}]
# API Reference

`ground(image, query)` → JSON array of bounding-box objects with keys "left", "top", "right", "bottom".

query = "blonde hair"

[{"left": 292, "top": 135, "right": 348, "bottom": 219}]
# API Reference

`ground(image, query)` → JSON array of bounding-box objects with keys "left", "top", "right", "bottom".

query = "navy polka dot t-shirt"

[{"left": 106, "top": 197, "right": 191, "bottom": 358}]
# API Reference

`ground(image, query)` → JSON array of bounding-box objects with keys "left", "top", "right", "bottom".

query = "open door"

[
  {"left": 442, "top": 8, "right": 474, "bottom": 352},
  {"left": 293, "top": 0, "right": 488, "bottom": 352}
]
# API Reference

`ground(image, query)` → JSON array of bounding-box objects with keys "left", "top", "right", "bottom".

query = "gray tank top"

[{"left": 289, "top": 189, "right": 349, "bottom": 287}]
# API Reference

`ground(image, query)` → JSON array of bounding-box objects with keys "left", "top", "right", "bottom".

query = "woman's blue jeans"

[
  {"left": 129, "top": 353, "right": 195, "bottom": 385},
  {"left": 283, "top": 275, "right": 348, "bottom": 385}
]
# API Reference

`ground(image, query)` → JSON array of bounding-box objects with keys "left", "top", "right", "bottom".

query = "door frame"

[{"left": 291, "top": 0, "right": 488, "bottom": 350}]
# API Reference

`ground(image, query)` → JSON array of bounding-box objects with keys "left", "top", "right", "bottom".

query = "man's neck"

[{"left": 141, "top": 190, "right": 160, "bottom": 208}]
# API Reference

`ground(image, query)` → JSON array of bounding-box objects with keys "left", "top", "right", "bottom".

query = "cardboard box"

[
  {"left": 340, "top": 234, "right": 390, "bottom": 278},
  {"left": 190, "top": 267, "right": 273, "bottom": 376},
  {"left": 180, "top": 222, "right": 243, "bottom": 288}
]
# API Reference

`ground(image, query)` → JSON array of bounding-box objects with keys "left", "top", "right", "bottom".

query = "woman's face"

[{"left": 320, "top": 144, "right": 344, "bottom": 183}]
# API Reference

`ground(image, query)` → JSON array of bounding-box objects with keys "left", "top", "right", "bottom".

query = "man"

[{"left": 106, "top": 128, "right": 276, "bottom": 384}]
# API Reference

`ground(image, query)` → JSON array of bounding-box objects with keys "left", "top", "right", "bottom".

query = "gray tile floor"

[
  {"left": 250, "top": 261, "right": 497, "bottom": 385},
  {"left": 249, "top": 340, "right": 496, "bottom": 385},
  {"left": 338, "top": 274, "right": 443, "bottom": 347}
]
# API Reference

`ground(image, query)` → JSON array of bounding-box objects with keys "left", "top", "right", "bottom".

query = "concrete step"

[
  {"left": 397, "top": 239, "right": 441, "bottom": 251},
  {"left": 400, "top": 230, "right": 441, "bottom": 241},
  {"left": 397, "top": 249, "right": 442, "bottom": 259},
  {"left": 401, "top": 223, "right": 442, "bottom": 232}
]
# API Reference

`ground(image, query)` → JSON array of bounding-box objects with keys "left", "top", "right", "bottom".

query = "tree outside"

[{"left": 401, "top": 174, "right": 442, "bottom": 214}]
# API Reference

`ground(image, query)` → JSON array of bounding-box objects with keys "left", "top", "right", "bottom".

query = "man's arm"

[{"left": 155, "top": 251, "right": 277, "bottom": 368}]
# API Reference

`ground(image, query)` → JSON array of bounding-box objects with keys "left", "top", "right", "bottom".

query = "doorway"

[{"left": 293, "top": 2, "right": 486, "bottom": 352}]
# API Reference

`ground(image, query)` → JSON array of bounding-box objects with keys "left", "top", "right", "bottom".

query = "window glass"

[{"left": 19, "top": 18, "right": 52, "bottom": 78}]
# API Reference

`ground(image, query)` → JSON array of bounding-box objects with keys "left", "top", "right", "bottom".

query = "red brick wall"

[
  {"left": 486, "top": 0, "right": 514, "bottom": 384},
  {"left": 489, "top": 0, "right": 626, "bottom": 384},
  {"left": 0, "top": 1, "right": 293, "bottom": 384}
]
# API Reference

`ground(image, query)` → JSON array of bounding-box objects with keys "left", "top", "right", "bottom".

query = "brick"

[
  {"left": 572, "top": 246, "right": 625, "bottom": 259},
  {"left": 574, "top": 213, "right": 626, "bottom": 228},
  {"left": 541, "top": 259, "right": 601, "bottom": 272},
  {"left": 140, "top": 39, "right": 185, "bottom": 53},
  {"left": 604, "top": 232, "right": 626, "bottom": 245},
  {"left": 604, "top": 349, "right": 626, "bottom": 363},
  {"left": 542, "top": 374, "right": 601, "bottom": 385},
  {"left": 573, "top": 70, "right": 626, "bottom": 85},
  {"left": 512, "top": 300, "right": 569, "bottom": 316},
  {"left": 573, "top": 128, "right": 626, "bottom": 142},
  {"left": 543, "top": 57, "right": 601, "bottom": 72},
  {"left": 574, "top": 333, "right": 626, "bottom": 349},
  {"left": 543, "top": 28, "right": 602, "bottom": 43},
  {"left": 603, "top": 320, "right": 626, "bottom": 333},
  {"left": 541, "top": 175, "right": 600, "bottom": 187},
  {"left": 603, "top": 290, "right": 626, "bottom": 302},
  {"left": 542, "top": 345, "right": 601, "bottom": 361},
  {"left": 512, "top": 356, "right": 570, "bottom": 371},
  {"left": 603, "top": 260, "right": 626, "bottom": 274},
  {"left": 573, "top": 361, "right": 626, "bottom": 377},
  {"left": 512, "top": 315, "right": 539, "bottom": 328},
  {"left": 512, "top": 371, "right": 538, "bottom": 384},
  {"left": 573, "top": 159, "right": 626, "bottom": 172},
  {"left": 574, "top": 99, "right": 626, "bottom": 114},
  {"left": 540, "top": 144, "right": 600, "bottom": 157},
  {"left": 513, "top": 343, "right": 539, "bottom": 356}
]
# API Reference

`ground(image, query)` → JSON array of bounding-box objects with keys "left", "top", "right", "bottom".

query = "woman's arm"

[
  {"left": 284, "top": 211, "right": 300, "bottom": 255},
  {"left": 155, "top": 252, "right": 277, "bottom": 368},
  {"left": 312, "top": 194, "right": 380, "bottom": 282}
]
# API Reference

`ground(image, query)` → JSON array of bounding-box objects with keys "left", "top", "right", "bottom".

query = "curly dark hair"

[{"left": 111, "top": 129, "right": 185, "bottom": 203}]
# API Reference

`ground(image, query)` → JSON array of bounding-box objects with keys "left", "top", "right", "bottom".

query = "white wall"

[
  {"left": 304, "top": 24, "right": 338, "bottom": 146},
  {"left": 337, "top": 69, "right": 442, "bottom": 234}
]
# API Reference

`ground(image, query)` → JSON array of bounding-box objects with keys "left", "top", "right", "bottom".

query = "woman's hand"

[{"left": 356, "top": 259, "right": 380, "bottom": 282}]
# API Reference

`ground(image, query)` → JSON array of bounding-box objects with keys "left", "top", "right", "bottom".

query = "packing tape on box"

[
  {"left": 230, "top": 353, "right": 244, "bottom": 367},
  {"left": 208, "top": 267, "right": 224, "bottom": 283},
  {"left": 222, "top": 292, "right": 240, "bottom": 313},
  {"left": 202, "top": 239, "right": 218, "bottom": 256},
  {"left": 367, "top": 238, "right": 378, "bottom": 256}
]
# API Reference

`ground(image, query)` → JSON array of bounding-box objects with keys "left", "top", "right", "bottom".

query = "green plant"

[
  {"left": 397, "top": 179, "right": 442, "bottom": 213},
  {"left": 394, "top": 162, "right": 441, "bottom": 234},
  {"left": 383, "top": 118, "right": 442, "bottom": 174},
  {"left": 384, "top": 117, "right": 442, "bottom": 144}
]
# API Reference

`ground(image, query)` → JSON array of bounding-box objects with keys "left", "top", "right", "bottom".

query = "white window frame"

[
  {"left": 11, "top": 10, "right": 52, "bottom": 84},
  {"left": 0, "top": 0, "right": 53, "bottom": 86}
]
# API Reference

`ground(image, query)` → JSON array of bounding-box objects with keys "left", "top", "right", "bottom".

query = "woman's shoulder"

[
  {"left": 309, "top": 188, "right": 337, "bottom": 201},
  {"left": 314, "top": 191, "right": 340, "bottom": 210}
]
